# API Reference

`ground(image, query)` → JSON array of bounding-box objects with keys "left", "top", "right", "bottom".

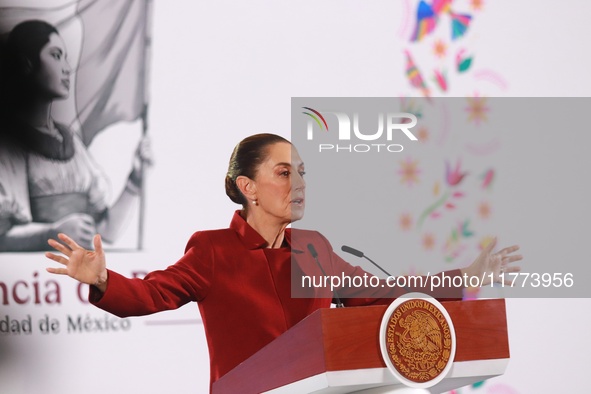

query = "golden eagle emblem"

[{"left": 384, "top": 299, "right": 453, "bottom": 383}]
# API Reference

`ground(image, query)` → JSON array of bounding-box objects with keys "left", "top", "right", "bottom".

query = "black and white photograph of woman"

[{"left": 0, "top": 20, "right": 152, "bottom": 252}]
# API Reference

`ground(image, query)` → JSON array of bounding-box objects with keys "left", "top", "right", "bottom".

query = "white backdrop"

[{"left": 1, "top": 1, "right": 590, "bottom": 393}]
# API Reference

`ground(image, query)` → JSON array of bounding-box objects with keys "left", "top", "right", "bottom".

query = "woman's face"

[
  {"left": 251, "top": 142, "right": 306, "bottom": 224},
  {"left": 33, "top": 33, "right": 71, "bottom": 99}
]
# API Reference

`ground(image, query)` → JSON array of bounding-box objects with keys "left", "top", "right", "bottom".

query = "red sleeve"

[{"left": 89, "top": 231, "right": 214, "bottom": 317}]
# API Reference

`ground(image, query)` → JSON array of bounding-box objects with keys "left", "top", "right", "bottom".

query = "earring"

[{"left": 252, "top": 199, "right": 258, "bottom": 206}]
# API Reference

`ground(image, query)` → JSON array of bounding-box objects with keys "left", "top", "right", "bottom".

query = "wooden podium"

[{"left": 212, "top": 299, "right": 509, "bottom": 394}]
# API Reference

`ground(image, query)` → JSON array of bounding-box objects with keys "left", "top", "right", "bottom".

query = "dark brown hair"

[
  {"left": 0, "top": 20, "right": 59, "bottom": 106},
  {"left": 225, "top": 133, "right": 290, "bottom": 205}
]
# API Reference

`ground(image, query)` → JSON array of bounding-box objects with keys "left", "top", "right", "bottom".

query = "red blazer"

[{"left": 91, "top": 211, "right": 462, "bottom": 389}]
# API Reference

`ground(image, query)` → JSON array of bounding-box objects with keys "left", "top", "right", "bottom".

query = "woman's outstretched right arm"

[
  {"left": 45, "top": 233, "right": 108, "bottom": 292},
  {"left": 45, "top": 231, "right": 211, "bottom": 318}
]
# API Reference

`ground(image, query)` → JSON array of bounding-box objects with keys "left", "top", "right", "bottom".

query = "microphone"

[
  {"left": 342, "top": 245, "right": 412, "bottom": 293},
  {"left": 307, "top": 244, "right": 344, "bottom": 308},
  {"left": 341, "top": 245, "right": 392, "bottom": 276}
]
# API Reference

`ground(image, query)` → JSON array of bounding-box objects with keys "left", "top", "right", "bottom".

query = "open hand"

[
  {"left": 45, "top": 233, "right": 108, "bottom": 292},
  {"left": 461, "top": 238, "right": 522, "bottom": 286}
]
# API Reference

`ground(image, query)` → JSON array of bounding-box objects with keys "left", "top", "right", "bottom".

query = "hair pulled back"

[
  {"left": 0, "top": 20, "right": 58, "bottom": 107},
  {"left": 225, "top": 133, "right": 290, "bottom": 206}
]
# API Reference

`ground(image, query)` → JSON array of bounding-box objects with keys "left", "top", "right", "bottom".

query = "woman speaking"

[{"left": 45, "top": 133, "right": 521, "bottom": 390}]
